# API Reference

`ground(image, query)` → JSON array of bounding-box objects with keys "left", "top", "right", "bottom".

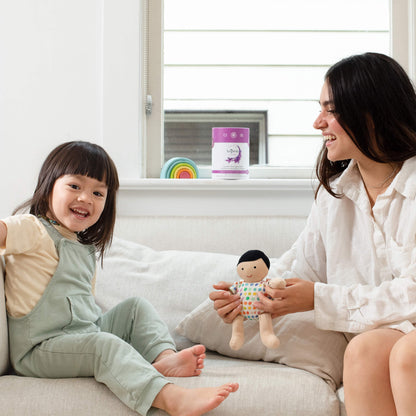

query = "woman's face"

[{"left": 313, "top": 81, "right": 363, "bottom": 162}]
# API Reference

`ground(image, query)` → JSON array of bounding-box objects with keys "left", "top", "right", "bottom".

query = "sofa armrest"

[{"left": 0, "top": 256, "right": 9, "bottom": 375}]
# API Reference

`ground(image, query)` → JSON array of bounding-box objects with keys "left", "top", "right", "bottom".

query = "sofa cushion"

[
  {"left": 157, "top": 352, "right": 341, "bottom": 416},
  {"left": 0, "top": 256, "right": 9, "bottom": 375},
  {"left": 0, "top": 376, "right": 137, "bottom": 416},
  {"left": 96, "top": 237, "right": 240, "bottom": 350},
  {"left": 176, "top": 298, "right": 347, "bottom": 390}
]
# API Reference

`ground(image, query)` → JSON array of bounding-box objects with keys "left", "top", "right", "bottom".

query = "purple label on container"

[{"left": 212, "top": 127, "right": 249, "bottom": 144}]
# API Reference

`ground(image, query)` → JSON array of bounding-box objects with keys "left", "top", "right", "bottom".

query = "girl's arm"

[{"left": 0, "top": 221, "right": 7, "bottom": 248}]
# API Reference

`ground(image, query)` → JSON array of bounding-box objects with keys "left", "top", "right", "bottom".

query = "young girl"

[{"left": 0, "top": 141, "right": 238, "bottom": 416}]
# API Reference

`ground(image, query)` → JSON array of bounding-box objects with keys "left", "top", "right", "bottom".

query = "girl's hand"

[
  {"left": 209, "top": 282, "right": 242, "bottom": 324},
  {"left": 254, "top": 278, "right": 315, "bottom": 318}
]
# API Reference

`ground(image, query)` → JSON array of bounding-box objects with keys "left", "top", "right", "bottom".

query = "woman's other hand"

[{"left": 254, "top": 278, "right": 315, "bottom": 318}]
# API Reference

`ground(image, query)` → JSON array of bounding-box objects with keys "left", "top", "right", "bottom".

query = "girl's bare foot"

[
  {"left": 153, "top": 345, "right": 206, "bottom": 377},
  {"left": 152, "top": 382, "right": 239, "bottom": 416}
]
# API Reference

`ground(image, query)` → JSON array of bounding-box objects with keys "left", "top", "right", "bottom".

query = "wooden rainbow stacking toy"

[{"left": 160, "top": 157, "right": 199, "bottom": 179}]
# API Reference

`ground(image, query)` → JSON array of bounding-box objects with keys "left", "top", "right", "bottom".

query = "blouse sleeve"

[
  {"left": 0, "top": 215, "right": 47, "bottom": 255},
  {"left": 314, "top": 277, "right": 416, "bottom": 334}
]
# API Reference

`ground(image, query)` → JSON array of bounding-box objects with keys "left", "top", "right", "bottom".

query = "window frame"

[{"left": 143, "top": 0, "right": 416, "bottom": 179}]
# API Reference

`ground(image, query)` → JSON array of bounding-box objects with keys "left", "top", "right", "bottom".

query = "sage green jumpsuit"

[{"left": 7, "top": 218, "right": 174, "bottom": 415}]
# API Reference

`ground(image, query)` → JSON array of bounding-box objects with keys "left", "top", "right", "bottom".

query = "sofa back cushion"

[{"left": 0, "top": 256, "right": 9, "bottom": 374}]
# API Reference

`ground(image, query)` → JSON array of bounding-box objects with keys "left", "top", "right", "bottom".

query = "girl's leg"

[
  {"left": 18, "top": 332, "right": 170, "bottom": 416},
  {"left": 343, "top": 328, "right": 403, "bottom": 416},
  {"left": 19, "top": 332, "right": 239, "bottom": 416},
  {"left": 99, "top": 297, "right": 205, "bottom": 376},
  {"left": 99, "top": 297, "right": 176, "bottom": 363},
  {"left": 390, "top": 329, "right": 416, "bottom": 416}
]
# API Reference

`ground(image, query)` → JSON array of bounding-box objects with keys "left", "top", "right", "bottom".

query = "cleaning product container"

[{"left": 212, "top": 127, "right": 249, "bottom": 179}]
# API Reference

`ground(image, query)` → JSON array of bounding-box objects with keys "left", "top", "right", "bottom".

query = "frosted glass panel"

[
  {"left": 164, "top": 67, "right": 326, "bottom": 100},
  {"left": 268, "top": 136, "right": 323, "bottom": 166},
  {"left": 165, "top": 32, "right": 390, "bottom": 66},
  {"left": 164, "top": 100, "right": 319, "bottom": 135},
  {"left": 165, "top": 0, "right": 389, "bottom": 31},
  {"left": 163, "top": 0, "right": 390, "bottom": 168}
]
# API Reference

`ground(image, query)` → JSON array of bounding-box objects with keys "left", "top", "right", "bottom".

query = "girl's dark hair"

[
  {"left": 315, "top": 52, "right": 416, "bottom": 198},
  {"left": 14, "top": 141, "right": 119, "bottom": 259},
  {"left": 238, "top": 250, "right": 270, "bottom": 269}
]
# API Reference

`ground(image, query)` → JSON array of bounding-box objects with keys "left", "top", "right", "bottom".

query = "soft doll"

[{"left": 229, "top": 250, "right": 286, "bottom": 351}]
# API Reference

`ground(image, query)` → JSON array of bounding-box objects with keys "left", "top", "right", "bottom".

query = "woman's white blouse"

[{"left": 281, "top": 156, "right": 416, "bottom": 334}]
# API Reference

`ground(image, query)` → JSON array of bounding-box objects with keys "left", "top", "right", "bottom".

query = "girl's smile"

[
  {"left": 47, "top": 174, "right": 108, "bottom": 233},
  {"left": 313, "top": 81, "right": 363, "bottom": 163}
]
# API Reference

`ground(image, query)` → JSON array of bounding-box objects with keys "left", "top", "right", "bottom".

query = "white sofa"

[{"left": 0, "top": 215, "right": 347, "bottom": 416}]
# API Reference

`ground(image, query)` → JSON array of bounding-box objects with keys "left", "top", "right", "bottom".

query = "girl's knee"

[
  {"left": 390, "top": 333, "right": 416, "bottom": 373},
  {"left": 125, "top": 296, "right": 152, "bottom": 311},
  {"left": 344, "top": 332, "right": 375, "bottom": 366},
  {"left": 344, "top": 330, "right": 394, "bottom": 372}
]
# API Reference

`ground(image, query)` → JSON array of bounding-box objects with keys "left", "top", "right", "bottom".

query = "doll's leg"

[
  {"left": 230, "top": 315, "right": 245, "bottom": 350},
  {"left": 258, "top": 313, "right": 280, "bottom": 349}
]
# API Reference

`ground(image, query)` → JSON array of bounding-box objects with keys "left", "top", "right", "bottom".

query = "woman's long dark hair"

[
  {"left": 14, "top": 141, "right": 119, "bottom": 260},
  {"left": 315, "top": 52, "right": 416, "bottom": 198}
]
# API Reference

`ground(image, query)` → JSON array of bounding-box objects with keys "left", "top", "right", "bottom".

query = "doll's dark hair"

[
  {"left": 14, "top": 141, "right": 119, "bottom": 260},
  {"left": 315, "top": 52, "right": 416, "bottom": 198},
  {"left": 237, "top": 250, "right": 270, "bottom": 269}
]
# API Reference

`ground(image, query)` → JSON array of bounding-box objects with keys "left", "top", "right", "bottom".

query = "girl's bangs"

[{"left": 56, "top": 144, "right": 116, "bottom": 189}]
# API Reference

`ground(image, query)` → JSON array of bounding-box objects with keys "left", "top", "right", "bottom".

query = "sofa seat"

[{"left": 0, "top": 352, "right": 343, "bottom": 416}]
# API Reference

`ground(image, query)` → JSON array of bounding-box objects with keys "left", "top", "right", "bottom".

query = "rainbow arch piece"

[{"left": 160, "top": 157, "right": 199, "bottom": 179}]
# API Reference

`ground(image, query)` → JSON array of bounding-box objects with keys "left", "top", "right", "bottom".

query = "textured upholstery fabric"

[{"left": 0, "top": 353, "right": 341, "bottom": 416}]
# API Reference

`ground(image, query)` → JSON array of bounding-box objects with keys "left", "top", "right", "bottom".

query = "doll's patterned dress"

[{"left": 229, "top": 280, "right": 267, "bottom": 320}]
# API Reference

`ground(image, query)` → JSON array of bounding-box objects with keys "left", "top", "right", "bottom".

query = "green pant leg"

[
  {"left": 98, "top": 297, "right": 176, "bottom": 363},
  {"left": 17, "top": 332, "right": 170, "bottom": 416}
]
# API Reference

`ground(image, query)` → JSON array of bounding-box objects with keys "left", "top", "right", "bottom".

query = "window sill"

[
  {"left": 197, "top": 165, "right": 315, "bottom": 179},
  {"left": 120, "top": 177, "right": 316, "bottom": 191},
  {"left": 118, "top": 178, "right": 316, "bottom": 217}
]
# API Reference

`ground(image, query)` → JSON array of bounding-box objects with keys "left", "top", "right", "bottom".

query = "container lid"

[{"left": 212, "top": 127, "right": 249, "bottom": 143}]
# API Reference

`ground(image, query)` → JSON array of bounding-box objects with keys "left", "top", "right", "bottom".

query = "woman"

[{"left": 210, "top": 52, "right": 416, "bottom": 416}]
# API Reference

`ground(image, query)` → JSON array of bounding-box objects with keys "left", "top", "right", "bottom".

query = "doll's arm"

[{"left": 268, "top": 277, "right": 286, "bottom": 289}]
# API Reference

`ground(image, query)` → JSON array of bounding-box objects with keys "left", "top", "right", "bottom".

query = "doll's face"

[{"left": 237, "top": 258, "right": 269, "bottom": 283}]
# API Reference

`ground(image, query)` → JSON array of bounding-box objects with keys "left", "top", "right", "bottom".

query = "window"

[
  {"left": 164, "top": 110, "right": 267, "bottom": 176},
  {"left": 144, "top": 0, "right": 415, "bottom": 179}
]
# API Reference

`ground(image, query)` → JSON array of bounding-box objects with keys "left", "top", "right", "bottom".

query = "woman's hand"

[
  {"left": 209, "top": 282, "right": 242, "bottom": 324},
  {"left": 254, "top": 278, "right": 315, "bottom": 318}
]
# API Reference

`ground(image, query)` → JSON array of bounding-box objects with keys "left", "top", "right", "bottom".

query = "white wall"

[
  {"left": 0, "top": 0, "right": 143, "bottom": 218},
  {"left": 0, "top": 0, "right": 317, "bottom": 220}
]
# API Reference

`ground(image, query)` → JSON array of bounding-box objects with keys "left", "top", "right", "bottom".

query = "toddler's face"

[{"left": 47, "top": 174, "right": 107, "bottom": 233}]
